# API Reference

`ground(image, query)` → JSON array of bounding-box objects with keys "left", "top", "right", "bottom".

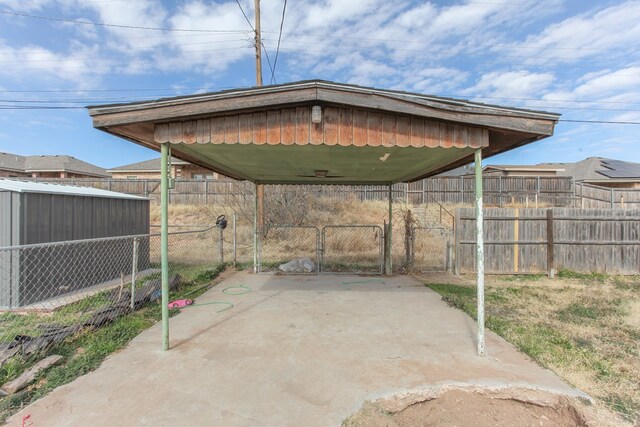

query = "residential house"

[
  {"left": 108, "top": 157, "right": 221, "bottom": 180},
  {"left": 0, "top": 152, "right": 109, "bottom": 178},
  {"left": 481, "top": 165, "right": 565, "bottom": 177},
  {"left": 541, "top": 157, "right": 640, "bottom": 189}
]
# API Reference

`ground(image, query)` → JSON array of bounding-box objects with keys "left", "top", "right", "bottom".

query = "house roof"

[
  {"left": 597, "top": 159, "right": 640, "bottom": 179},
  {"left": 483, "top": 165, "right": 565, "bottom": 172},
  {"left": 0, "top": 152, "right": 109, "bottom": 177},
  {"left": 87, "top": 80, "right": 560, "bottom": 184},
  {"left": 0, "top": 152, "right": 26, "bottom": 173},
  {"left": 0, "top": 179, "right": 146, "bottom": 199},
  {"left": 540, "top": 157, "right": 640, "bottom": 181},
  {"left": 108, "top": 157, "right": 188, "bottom": 173}
]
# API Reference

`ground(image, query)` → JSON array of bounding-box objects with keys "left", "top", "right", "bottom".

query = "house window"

[
  {"left": 205, "top": 174, "right": 214, "bottom": 180},
  {"left": 192, "top": 174, "right": 204, "bottom": 180},
  {"left": 127, "top": 176, "right": 137, "bottom": 179}
]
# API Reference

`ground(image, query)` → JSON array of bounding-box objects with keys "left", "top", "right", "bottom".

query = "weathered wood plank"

[
  {"left": 410, "top": 117, "right": 425, "bottom": 148},
  {"left": 367, "top": 112, "right": 382, "bottom": 147},
  {"left": 338, "top": 108, "right": 353, "bottom": 146},
  {"left": 0, "top": 355, "right": 63, "bottom": 395},
  {"left": 424, "top": 120, "right": 440, "bottom": 148},
  {"left": 295, "top": 107, "right": 310, "bottom": 145},
  {"left": 168, "top": 122, "right": 183, "bottom": 144},
  {"left": 183, "top": 120, "right": 197, "bottom": 144},
  {"left": 195, "top": 119, "right": 210, "bottom": 144},
  {"left": 252, "top": 112, "right": 267, "bottom": 145},
  {"left": 154, "top": 123, "right": 170, "bottom": 143},
  {"left": 266, "top": 110, "right": 281, "bottom": 145},
  {"left": 238, "top": 114, "right": 252, "bottom": 144},
  {"left": 323, "top": 107, "right": 339, "bottom": 146},
  {"left": 381, "top": 114, "right": 396, "bottom": 147},
  {"left": 224, "top": 115, "right": 239, "bottom": 144},
  {"left": 396, "top": 116, "right": 410, "bottom": 147},
  {"left": 352, "top": 110, "right": 368, "bottom": 147},
  {"left": 210, "top": 117, "right": 225, "bottom": 144},
  {"left": 281, "top": 108, "right": 296, "bottom": 146}
]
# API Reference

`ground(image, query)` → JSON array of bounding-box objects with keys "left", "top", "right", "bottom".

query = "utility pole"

[
  {"left": 254, "top": 0, "right": 265, "bottom": 244},
  {"left": 254, "top": 0, "right": 263, "bottom": 86}
]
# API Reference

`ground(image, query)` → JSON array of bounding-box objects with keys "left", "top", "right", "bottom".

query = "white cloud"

[
  {"left": 508, "top": 1, "right": 640, "bottom": 64},
  {"left": 464, "top": 70, "right": 555, "bottom": 98},
  {"left": 0, "top": 40, "right": 110, "bottom": 88}
]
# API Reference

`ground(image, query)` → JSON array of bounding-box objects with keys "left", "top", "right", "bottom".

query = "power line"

[
  {"left": 259, "top": 30, "right": 638, "bottom": 54},
  {"left": 0, "top": 10, "right": 247, "bottom": 33},
  {"left": 270, "top": 0, "right": 287, "bottom": 85},
  {"left": 233, "top": 0, "right": 254, "bottom": 31},
  {"left": 261, "top": 42, "right": 276, "bottom": 85},
  {"left": 0, "top": 46, "right": 253, "bottom": 64}
]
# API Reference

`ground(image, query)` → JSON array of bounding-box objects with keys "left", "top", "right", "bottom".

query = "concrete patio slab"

[{"left": 8, "top": 272, "right": 586, "bottom": 426}]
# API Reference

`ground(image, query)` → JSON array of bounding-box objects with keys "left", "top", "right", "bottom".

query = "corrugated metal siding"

[
  {"left": 19, "top": 193, "right": 149, "bottom": 244},
  {"left": 1, "top": 191, "right": 150, "bottom": 307}
]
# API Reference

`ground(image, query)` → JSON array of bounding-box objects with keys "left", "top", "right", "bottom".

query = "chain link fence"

[
  {"left": 321, "top": 225, "right": 384, "bottom": 274},
  {"left": 260, "top": 226, "right": 320, "bottom": 273},
  {"left": 410, "top": 227, "right": 453, "bottom": 272},
  {"left": 0, "top": 227, "right": 222, "bottom": 362}
]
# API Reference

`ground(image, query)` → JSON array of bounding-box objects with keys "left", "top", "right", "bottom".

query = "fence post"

[
  {"left": 460, "top": 176, "right": 464, "bottom": 204},
  {"left": 205, "top": 180, "right": 209, "bottom": 205},
  {"left": 130, "top": 237, "right": 139, "bottom": 311},
  {"left": 218, "top": 226, "right": 224, "bottom": 263},
  {"left": 422, "top": 178, "right": 426, "bottom": 205},
  {"left": 233, "top": 213, "right": 237, "bottom": 267},
  {"left": 611, "top": 188, "right": 615, "bottom": 209},
  {"left": 454, "top": 209, "right": 460, "bottom": 275},
  {"left": 546, "top": 209, "right": 555, "bottom": 278}
]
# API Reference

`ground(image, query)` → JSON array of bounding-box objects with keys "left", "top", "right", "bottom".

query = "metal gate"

[
  {"left": 260, "top": 225, "right": 320, "bottom": 273},
  {"left": 321, "top": 225, "right": 384, "bottom": 274},
  {"left": 411, "top": 226, "right": 452, "bottom": 272}
]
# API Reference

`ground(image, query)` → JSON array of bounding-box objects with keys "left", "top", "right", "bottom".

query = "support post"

[
  {"left": 385, "top": 184, "right": 393, "bottom": 275},
  {"left": 130, "top": 237, "right": 139, "bottom": 311},
  {"left": 253, "top": 183, "right": 258, "bottom": 274},
  {"left": 474, "top": 149, "right": 485, "bottom": 357},
  {"left": 547, "top": 209, "right": 555, "bottom": 278},
  {"left": 160, "top": 142, "right": 170, "bottom": 351}
]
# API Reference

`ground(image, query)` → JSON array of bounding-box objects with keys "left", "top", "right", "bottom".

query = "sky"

[{"left": 0, "top": 0, "right": 639, "bottom": 169}]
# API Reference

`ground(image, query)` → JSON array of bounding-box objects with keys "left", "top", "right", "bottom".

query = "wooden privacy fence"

[
  {"left": 455, "top": 207, "right": 640, "bottom": 275},
  {"left": 29, "top": 176, "right": 576, "bottom": 206},
  {"left": 575, "top": 183, "right": 640, "bottom": 209}
]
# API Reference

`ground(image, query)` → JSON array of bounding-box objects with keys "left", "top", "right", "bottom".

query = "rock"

[{"left": 278, "top": 258, "right": 315, "bottom": 273}]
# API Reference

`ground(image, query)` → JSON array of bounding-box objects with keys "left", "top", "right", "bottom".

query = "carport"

[{"left": 87, "top": 80, "right": 559, "bottom": 355}]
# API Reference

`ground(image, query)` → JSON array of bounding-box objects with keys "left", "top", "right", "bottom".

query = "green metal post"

[
  {"left": 161, "top": 142, "right": 170, "bottom": 351},
  {"left": 475, "top": 149, "right": 485, "bottom": 356},
  {"left": 385, "top": 184, "right": 393, "bottom": 275},
  {"left": 253, "top": 183, "right": 258, "bottom": 274}
]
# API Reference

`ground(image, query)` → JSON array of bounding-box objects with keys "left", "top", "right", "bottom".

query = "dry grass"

[
  {"left": 422, "top": 273, "right": 640, "bottom": 423},
  {"left": 149, "top": 199, "right": 450, "bottom": 271}
]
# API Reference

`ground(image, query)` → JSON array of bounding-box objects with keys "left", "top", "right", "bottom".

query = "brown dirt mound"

[{"left": 344, "top": 389, "right": 590, "bottom": 427}]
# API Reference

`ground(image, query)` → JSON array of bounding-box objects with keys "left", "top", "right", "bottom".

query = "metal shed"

[{"left": 0, "top": 179, "right": 149, "bottom": 308}]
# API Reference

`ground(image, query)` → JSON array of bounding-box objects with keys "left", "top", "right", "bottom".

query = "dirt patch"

[{"left": 344, "top": 388, "right": 591, "bottom": 427}]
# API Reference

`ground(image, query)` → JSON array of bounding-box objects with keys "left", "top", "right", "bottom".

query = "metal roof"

[
  {"left": 88, "top": 80, "right": 560, "bottom": 120},
  {"left": 0, "top": 179, "right": 147, "bottom": 200}
]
